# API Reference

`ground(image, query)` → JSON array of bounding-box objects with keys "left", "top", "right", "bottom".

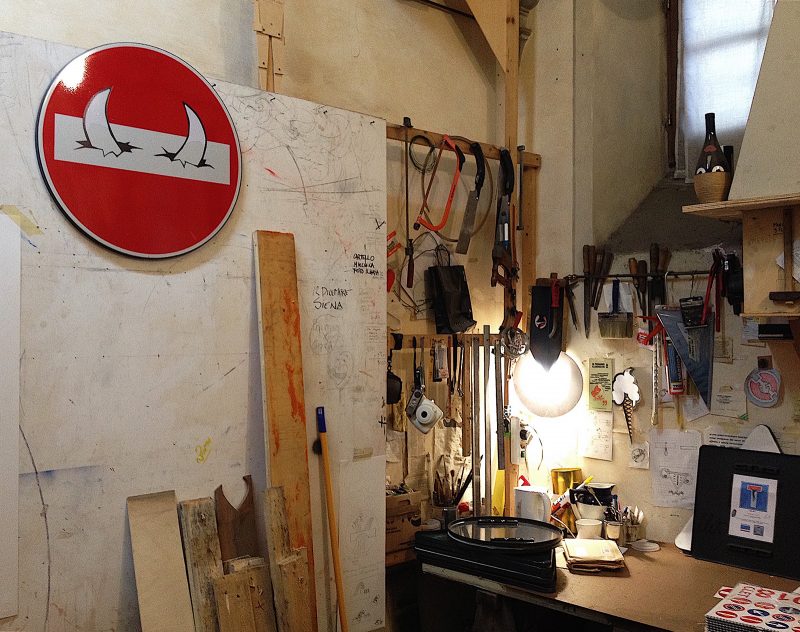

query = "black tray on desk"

[{"left": 414, "top": 530, "right": 557, "bottom": 593}]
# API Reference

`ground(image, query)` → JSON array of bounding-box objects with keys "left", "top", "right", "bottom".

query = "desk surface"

[{"left": 423, "top": 543, "right": 800, "bottom": 631}]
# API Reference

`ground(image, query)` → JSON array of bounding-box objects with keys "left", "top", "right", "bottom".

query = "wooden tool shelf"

[{"left": 684, "top": 193, "right": 800, "bottom": 317}]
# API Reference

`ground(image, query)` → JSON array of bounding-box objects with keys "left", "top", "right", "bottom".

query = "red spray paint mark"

[
  {"left": 265, "top": 167, "right": 279, "bottom": 178},
  {"left": 285, "top": 361, "right": 304, "bottom": 421}
]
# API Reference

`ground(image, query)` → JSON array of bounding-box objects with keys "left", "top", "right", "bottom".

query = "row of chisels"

[{"left": 581, "top": 243, "right": 671, "bottom": 337}]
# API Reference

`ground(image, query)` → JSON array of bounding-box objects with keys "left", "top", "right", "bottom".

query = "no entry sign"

[{"left": 36, "top": 43, "right": 242, "bottom": 258}]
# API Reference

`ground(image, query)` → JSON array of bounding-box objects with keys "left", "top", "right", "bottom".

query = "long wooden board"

[
  {"left": 127, "top": 491, "right": 194, "bottom": 632},
  {"left": 253, "top": 231, "right": 317, "bottom": 630},
  {"left": 265, "top": 487, "right": 315, "bottom": 632},
  {"left": 178, "top": 498, "right": 224, "bottom": 632}
]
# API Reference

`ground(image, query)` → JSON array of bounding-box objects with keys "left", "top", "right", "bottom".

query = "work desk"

[{"left": 422, "top": 543, "right": 800, "bottom": 631}]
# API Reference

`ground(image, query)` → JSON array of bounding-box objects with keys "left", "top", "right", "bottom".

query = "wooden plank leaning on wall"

[
  {"left": 253, "top": 231, "right": 317, "bottom": 631},
  {"left": 178, "top": 498, "right": 225, "bottom": 632},
  {"left": 127, "top": 491, "right": 195, "bottom": 632}
]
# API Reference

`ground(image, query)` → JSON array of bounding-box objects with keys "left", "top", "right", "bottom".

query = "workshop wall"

[{"left": 575, "top": 0, "right": 667, "bottom": 249}]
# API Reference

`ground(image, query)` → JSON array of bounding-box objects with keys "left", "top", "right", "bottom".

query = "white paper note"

[
  {"left": 339, "top": 456, "right": 386, "bottom": 631},
  {"left": 711, "top": 363, "right": 748, "bottom": 420},
  {"left": 776, "top": 238, "right": 800, "bottom": 282},
  {"left": 629, "top": 441, "right": 650, "bottom": 469},
  {"left": 649, "top": 429, "right": 702, "bottom": 508},
  {"left": 578, "top": 411, "right": 613, "bottom": 461}
]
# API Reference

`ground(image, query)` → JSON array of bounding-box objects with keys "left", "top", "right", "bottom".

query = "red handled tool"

[{"left": 415, "top": 135, "right": 465, "bottom": 232}]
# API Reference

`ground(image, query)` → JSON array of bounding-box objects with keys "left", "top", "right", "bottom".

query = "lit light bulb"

[{"left": 512, "top": 352, "right": 583, "bottom": 418}]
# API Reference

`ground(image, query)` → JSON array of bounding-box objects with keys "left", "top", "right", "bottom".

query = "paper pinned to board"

[
  {"left": 711, "top": 363, "right": 748, "bottom": 420},
  {"left": 649, "top": 429, "right": 701, "bottom": 508},
  {"left": 776, "top": 238, "right": 800, "bottom": 282},
  {"left": 629, "top": 441, "right": 650, "bottom": 469},
  {"left": 578, "top": 411, "right": 613, "bottom": 461},
  {"left": 338, "top": 455, "right": 386, "bottom": 631},
  {"left": 586, "top": 358, "right": 613, "bottom": 412}
]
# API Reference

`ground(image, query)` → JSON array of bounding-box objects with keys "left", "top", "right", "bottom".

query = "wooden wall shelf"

[
  {"left": 683, "top": 193, "right": 800, "bottom": 221},
  {"left": 684, "top": 193, "right": 800, "bottom": 318}
]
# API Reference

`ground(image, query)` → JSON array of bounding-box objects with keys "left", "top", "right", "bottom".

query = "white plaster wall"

[
  {"left": 0, "top": 0, "right": 257, "bottom": 88},
  {"left": 578, "top": 0, "right": 666, "bottom": 245}
]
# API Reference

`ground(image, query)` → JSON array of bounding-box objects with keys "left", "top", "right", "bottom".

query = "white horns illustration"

[
  {"left": 157, "top": 103, "right": 212, "bottom": 169},
  {"left": 78, "top": 88, "right": 137, "bottom": 156}
]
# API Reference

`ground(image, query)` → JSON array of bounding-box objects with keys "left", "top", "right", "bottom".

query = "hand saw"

[{"left": 455, "top": 142, "right": 485, "bottom": 254}]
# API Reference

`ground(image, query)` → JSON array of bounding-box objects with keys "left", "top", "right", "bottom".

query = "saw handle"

[
  {"left": 499, "top": 148, "right": 515, "bottom": 197},
  {"left": 471, "top": 142, "right": 486, "bottom": 197}
]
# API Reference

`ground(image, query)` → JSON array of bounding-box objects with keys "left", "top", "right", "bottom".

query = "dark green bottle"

[{"left": 695, "top": 113, "right": 730, "bottom": 174}]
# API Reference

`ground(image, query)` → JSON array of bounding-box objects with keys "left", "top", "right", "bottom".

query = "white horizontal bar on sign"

[{"left": 52, "top": 114, "right": 231, "bottom": 185}]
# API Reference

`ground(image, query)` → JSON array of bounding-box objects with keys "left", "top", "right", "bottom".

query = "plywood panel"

[
  {"left": 0, "top": 31, "right": 386, "bottom": 631},
  {"left": 0, "top": 212, "right": 20, "bottom": 617},
  {"left": 730, "top": 2, "right": 800, "bottom": 199},
  {"left": 127, "top": 491, "right": 194, "bottom": 632}
]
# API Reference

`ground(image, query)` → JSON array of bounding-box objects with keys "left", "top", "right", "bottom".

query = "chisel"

[
  {"left": 456, "top": 143, "right": 485, "bottom": 254},
  {"left": 583, "top": 245, "right": 594, "bottom": 338}
]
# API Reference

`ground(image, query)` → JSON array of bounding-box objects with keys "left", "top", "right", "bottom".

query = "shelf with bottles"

[{"left": 684, "top": 193, "right": 800, "bottom": 317}]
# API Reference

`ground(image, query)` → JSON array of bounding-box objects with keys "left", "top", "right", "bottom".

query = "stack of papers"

[
  {"left": 562, "top": 538, "right": 625, "bottom": 573},
  {"left": 706, "top": 583, "right": 800, "bottom": 631}
]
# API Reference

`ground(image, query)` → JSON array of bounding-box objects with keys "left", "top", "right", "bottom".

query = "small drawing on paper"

[
  {"left": 649, "top": 429, "right": 701, "bottom": 508},
  {"left": 659, "top": 467, "right": 692, "bottom": 496},
  {"left": 629, "top": 441, "right": 649, "bottom": 469},
  {"left": 578, "top": 411, "right": 612, "bottom": 461}
]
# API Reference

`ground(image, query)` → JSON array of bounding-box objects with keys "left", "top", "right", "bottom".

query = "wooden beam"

[
  {"left": 503, "top": 0, "right": 521, "bottom": 517},
  {"left": 465, "top": 0, "right": 509, "bottom": 71},
  {"left": 253, "top": 230, "right": 317, "bottom": 631},
  {"left": 127, "top": 491, "right": 195, "bottom": 632},
  {"left": 178, "top": 498, "right": 224, "bottom": 632},
  {"left": 386, "top": 123, "right": 541, "bottom": 168},
  {"left": 518, "top": 164, "right": 538, "bottom": 302}
]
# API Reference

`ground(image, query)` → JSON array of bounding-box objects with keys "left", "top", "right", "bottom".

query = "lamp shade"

[{"left": 512, "top": 352, "right": 583, "bottom": 418}]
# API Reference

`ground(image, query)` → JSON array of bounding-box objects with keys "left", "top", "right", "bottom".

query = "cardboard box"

[{"left": 386, "top": 492, "right": 423, "bottom": 554}]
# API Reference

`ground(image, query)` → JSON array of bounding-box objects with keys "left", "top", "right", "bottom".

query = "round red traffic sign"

[{"left": 36, "top": 43, "right": 241, "bottom": 258}]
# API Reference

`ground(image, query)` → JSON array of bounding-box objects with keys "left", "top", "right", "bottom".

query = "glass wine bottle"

[{"left": 695, "top": 112, "right": 730, "bottom": 175}]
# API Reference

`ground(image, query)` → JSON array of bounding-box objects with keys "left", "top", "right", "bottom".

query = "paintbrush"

[{"left": 599, "top": 279, "right": 633, "bottom": 338}]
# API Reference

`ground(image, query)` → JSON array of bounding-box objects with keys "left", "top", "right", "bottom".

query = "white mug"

[{"left": 576, "top": 518, "right": 603, "bottom": 539}]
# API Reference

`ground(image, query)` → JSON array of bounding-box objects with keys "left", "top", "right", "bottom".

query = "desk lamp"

[{"left": 512, "top": 351, "right": 583, "bottom": 418}]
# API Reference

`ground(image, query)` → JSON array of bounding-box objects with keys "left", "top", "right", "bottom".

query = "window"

[{"left": 676, "top": 0, "right": 775, "bottom": 180}]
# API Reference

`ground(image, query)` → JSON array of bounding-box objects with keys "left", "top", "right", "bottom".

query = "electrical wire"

[
  {"left": 393, "top": 232, "right": 443, "bottom": 315},
  {"left": 549, "top": 514, "right": 575, "bottom": 538}
]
